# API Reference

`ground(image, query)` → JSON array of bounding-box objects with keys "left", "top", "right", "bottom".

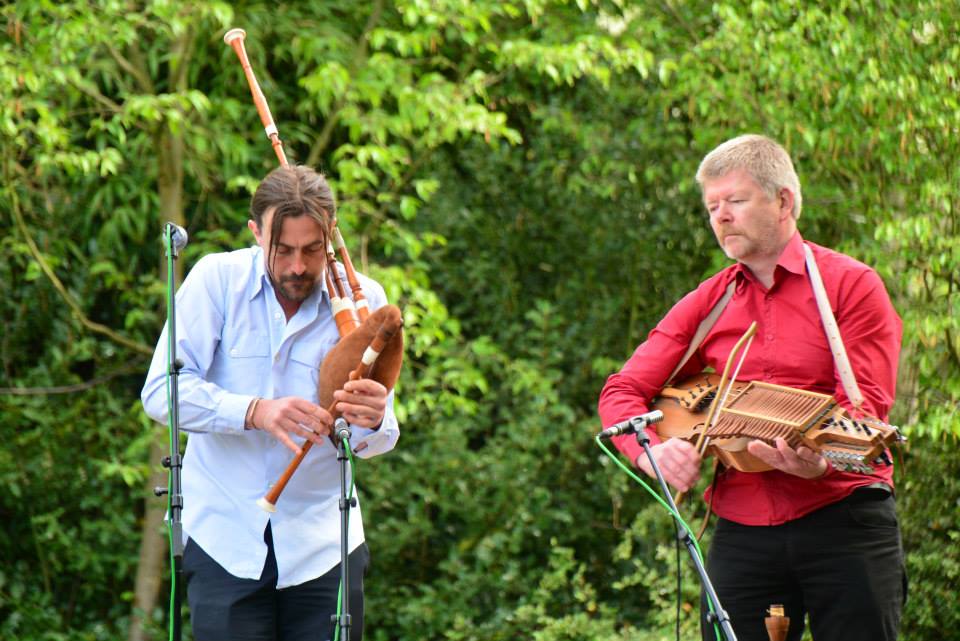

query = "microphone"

[
  {"left": 598, "top": 410, "right": 664, "bottom": 439},
  {"left": 166, "top": 223, "right": 189, "bottom": 252},
  {"left": 334, "top": 417, "right": 352, "bottom": 442}
]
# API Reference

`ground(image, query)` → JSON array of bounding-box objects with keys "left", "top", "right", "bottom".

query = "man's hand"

[
  {"left": 637, "top": 438, "right": 702, "bottom": 493},
  {"left": 333, "top": 379, "right": 388, "bottom": 428},
  {"left": 251, "top": 397, "right": 333, "bottom": 455},
  {"left": 746, "top": 437, "right": 828, "bottom": 478}
]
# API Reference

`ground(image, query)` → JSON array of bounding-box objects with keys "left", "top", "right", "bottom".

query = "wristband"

[{"left": 246, "top": 397, "right": 263, "bottom": 429}]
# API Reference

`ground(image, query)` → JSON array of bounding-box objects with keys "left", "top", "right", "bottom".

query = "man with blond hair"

[{"left": 599, "top": 135, "right": 905, "bottom": 640}]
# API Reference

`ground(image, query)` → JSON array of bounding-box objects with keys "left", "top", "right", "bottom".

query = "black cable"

[{"left": 675, "top": 522, "right": 682, "bottom": 641}]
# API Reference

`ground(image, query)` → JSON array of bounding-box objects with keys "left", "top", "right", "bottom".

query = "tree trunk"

[
  {"left": 129, "top": 93, "right": 187, "bottom": 641},
  {"left": 129, "top": 435, "right": 172, "bottom": 641}
]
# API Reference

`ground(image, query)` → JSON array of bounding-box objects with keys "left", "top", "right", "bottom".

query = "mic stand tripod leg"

[
  {"left": 636, "top": 431, "right": 738, "bottom": 641},
  {"left": 333, "top": 419, "right": 356, "bottom": 641},
  {"left": 157, "top": 449, "right": 184, "bottom": 641}
]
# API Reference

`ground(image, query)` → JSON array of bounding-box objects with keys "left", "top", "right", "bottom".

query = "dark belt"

[{"left": 849, "top": 483, "right": 893, "bottom": 502}]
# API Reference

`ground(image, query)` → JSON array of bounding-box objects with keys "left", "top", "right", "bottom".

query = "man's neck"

[
  {"left": 276, "top": 294, "right": 302, "bottom": 321},
  {"left": 741, "top": 256, "right": 779, "bottom": 289},
  {"left": 740, "top": 235, "right": 793, "bottom": 289}
]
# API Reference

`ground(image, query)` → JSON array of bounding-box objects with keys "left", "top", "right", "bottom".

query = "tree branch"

[
  {"left": 307, "top": 0, "right": 384, "bottom": 167},
  {"left": 106, "top": 42, "right": 155, "bottom": 94},
  {"left": 169, "top": 23, "right": 195, "bottom": 93},
  {"left": 67, "top": 78, "right": 124, "bottom": 114},
  {"left": 8, "top": 185, "right": 153, "bottom": 356},
  {"left": 0, "top": 360, "right": 147, "bottom": 395}
]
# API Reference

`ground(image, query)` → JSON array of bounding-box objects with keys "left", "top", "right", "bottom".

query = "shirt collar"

[
  {"left": 249, "top": 245, "right": 266, "bottom": 301},
  {"left": 777, "top": 231, "right": 806, "bottom": 276}
]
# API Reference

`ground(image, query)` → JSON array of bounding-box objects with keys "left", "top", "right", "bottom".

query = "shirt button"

[
  {"left": 274, "top": 312, "right": 282, "bottom": 320},
  {"left": 230, "top": 348, "right": 238, "bottom": 356},
  {"left": 274, "top": 354, "right": 280, "bottom": 362}
]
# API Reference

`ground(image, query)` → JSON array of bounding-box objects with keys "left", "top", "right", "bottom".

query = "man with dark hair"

[
  {"left": 599, "top": 135, "right": 905, "bottom": 641},
  {"left": 142, "top": 165, "right": 398, "bottom": 641}
]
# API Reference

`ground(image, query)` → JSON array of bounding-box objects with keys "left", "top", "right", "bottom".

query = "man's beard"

[
  {"left": 716, "top": 222, "right": 780, "bottom": 262},
  {"left": 273, "top": 273, "right": 319, "bottom": 303}
]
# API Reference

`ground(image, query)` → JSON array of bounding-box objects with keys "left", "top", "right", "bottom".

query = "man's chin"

[
  {"left": 278, "top": 282, "right": 316, "bottom": 303},
  {"left": 722, "top": 238, "right": 745, "bottom": 260}
]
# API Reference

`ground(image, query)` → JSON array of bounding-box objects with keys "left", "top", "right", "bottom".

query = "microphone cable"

[{"left": 594, "top": 436, "right": 721, "bottom": 641}]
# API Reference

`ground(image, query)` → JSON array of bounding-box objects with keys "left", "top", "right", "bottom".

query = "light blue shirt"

[{"left": 141, "top": 245, "right": 399, "bottom": 587}]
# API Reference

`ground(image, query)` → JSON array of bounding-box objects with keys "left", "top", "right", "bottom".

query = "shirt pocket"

[
  {"left": 288, "top": 337, "right": 338, "bottom": 392},
  {"left": 212, "top": 331, "right": 271, "bottom": 394},
  {"left": 224, "top": 332, "right": 270, "bottom": 360}
]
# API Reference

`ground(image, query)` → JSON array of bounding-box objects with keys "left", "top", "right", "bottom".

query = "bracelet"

[{"left": 246, "top": 397, "right": 263, "bottom": 430}]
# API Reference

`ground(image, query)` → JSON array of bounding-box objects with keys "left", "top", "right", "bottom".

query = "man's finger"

[
  {"left": 294, "top": 411, "right": 323, "bottom": 433},
  {"left": 795, "top": 446, "right": 819, "bottom": 462},
  {"left": 336, "top": 399, "right": 383, "bottom": 414},
  {"left": 287, "top": 397, "right": 326, "bottom": 418},
  {"left": 747, "top": 439, "right": 780, "bottom": 459},
  {"left": 277, "top": 431, "right": 303, "bottom": 456},
  {"left": 334, "top": 388, "right": 386, "bottom": 407},
  {"left": 294, "top": 421, "right": 325, "bottom": 443},
  {"left": 342, "top": 378, "right": 387, "bottom": 395},
  {"left": 341, "top": 409, "right": 380, "bottom": 426},
  {"left": 774, "top": 439, "right": 816, "bottom": 467},
  {"left": 672, "top": 474, "right": 696, "bottom": 493},
  {"left": 774, "top": 437, "right": 797, "bottom": 456},
  {"left": 749, "top": 439, "right": 776, "bottom": 454}
]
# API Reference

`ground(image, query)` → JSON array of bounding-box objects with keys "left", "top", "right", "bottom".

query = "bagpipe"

[{"left": 223, "top": 29, "right": 404, "bottom": 511}]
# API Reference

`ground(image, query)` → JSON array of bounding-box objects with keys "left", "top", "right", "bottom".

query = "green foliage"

[
  {"left": 898, "top": 435, "right": 960, "bottom": 639},
  {"left": 1, "top": 1, "right": 958, "bottom": 640},
  {"left": 0, "top": 396, "right": 152, "bottom": 639}
]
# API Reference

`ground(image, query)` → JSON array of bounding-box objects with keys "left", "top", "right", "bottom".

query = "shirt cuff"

[
  {"left": 350, "top": 412, "right": 399, "bottom": 459},
  {"left": 216, "top": 393, "right": 256, "bottom": 434}
]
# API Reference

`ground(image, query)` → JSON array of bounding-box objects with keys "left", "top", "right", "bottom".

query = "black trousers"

[
  {"left": 701, "top": 489, "right": 906, "bottom": 641},
  {"left": 183, "top": 524, "right": 370, "bottom": 641}
]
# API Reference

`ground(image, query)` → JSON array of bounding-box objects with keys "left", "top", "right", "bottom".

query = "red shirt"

[{"left": 598, "top": 232, "right": 902, "bottom": 525}]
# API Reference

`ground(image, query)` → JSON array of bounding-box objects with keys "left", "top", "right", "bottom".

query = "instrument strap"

[
  {"left": 665, "top": 280, "right": 736, "bottom": 385},
  {"left": 803, "top": 243, "right": 865, "bottom": 411},
  {"left": 665, "top": 245, "right": 865, "bottom": 412}
]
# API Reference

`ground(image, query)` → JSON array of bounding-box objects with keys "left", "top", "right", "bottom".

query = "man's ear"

[
  {"left": 779, "top": 188, "right": 795, "bottom": 220},
  {"left": 247, "top": 219, "right": 261, "bottom": 242}
]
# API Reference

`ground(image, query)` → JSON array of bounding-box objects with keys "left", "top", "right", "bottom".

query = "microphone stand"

[
  {"left": 333, "top": 418, "right": 356, "bottom": 641},
  {"left": 632, "top": 420, "right": 737, "bottom": 641},
  {"left": 154, "top": 222, "right": 185, "bottom": 641}
]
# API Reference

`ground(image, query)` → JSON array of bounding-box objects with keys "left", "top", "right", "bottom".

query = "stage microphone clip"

[
  {"left": 598, "top": 410, "right": 664, "bottom": 439},
  {"left": 334, "top": 417, "right": 352, "bottom": 442},
  {"left": 165, "top": 222, "right": 189, "bottom": 253}
]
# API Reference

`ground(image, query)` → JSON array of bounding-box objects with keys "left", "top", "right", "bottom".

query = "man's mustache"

[
  {"left": 280, "top": 274, "right": 314, "bottom": 284},
  {"left": 716, "top": 227, "right": 741, "bottom": 238}
]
